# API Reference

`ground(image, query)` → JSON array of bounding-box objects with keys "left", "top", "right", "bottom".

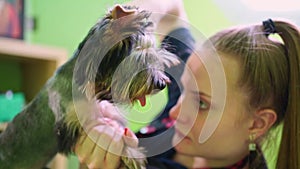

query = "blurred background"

[{"left": 0, "top": 0, "right": 299, "bottom": 168}]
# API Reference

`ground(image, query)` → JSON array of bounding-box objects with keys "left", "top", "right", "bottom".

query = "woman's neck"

[{"left": 173, "top": 153, "right": 249, "bottom": 169}]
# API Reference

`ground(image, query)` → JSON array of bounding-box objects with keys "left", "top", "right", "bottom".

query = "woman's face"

[{"left": 170, "top": 51, "right": 252, "bottom": 162}]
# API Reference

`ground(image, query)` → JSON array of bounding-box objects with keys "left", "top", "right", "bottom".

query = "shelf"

[
  {"left": 0, "top": 37, "right": 68, "bottom": 101},
  {"left": 0, "top": 37, "right": 67, "bottom": 65}
]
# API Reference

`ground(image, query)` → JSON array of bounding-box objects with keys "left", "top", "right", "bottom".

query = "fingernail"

[{"left": 124, "top": 127, "right": 128, "bottom": 136}]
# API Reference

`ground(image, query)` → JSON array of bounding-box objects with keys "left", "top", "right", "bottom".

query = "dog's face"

[{"left": 74, "top": 5, "right": 179, "bottom": 106}]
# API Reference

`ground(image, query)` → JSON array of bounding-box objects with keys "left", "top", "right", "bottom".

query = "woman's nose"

[{"left": 169, "top": 96, "right": 182, "bottom": 120}]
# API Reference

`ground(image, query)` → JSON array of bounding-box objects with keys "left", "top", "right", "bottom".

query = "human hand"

[{"left": 74, "top": 101, "right": 138, "bottom": 169}]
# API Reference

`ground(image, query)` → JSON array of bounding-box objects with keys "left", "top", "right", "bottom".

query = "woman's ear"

[{"left": 248, "top": 108, "right": 277, "bottom": 139}]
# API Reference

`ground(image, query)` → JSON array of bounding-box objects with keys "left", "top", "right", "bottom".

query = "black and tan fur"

[{"left": 0, "top": 5, "right": 178, "bottom": 169}]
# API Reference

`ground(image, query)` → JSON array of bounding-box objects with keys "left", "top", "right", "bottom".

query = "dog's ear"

[{"left": 111, "top": 4, "right": 137, "bottom": 19}]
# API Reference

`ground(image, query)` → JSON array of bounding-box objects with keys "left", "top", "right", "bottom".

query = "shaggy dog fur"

[{"left": 0, "top": 5, "right": 178, "bottom": 169}]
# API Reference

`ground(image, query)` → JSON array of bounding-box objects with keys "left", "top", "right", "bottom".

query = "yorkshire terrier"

[{"left": 0, "top": 4, "right": 178, "bottom": 169}]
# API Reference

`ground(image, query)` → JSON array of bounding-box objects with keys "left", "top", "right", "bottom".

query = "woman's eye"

[{"left": 199, "top": 100, "right": 209, "bottom": 110}]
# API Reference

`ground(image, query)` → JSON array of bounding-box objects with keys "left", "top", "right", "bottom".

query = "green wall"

[
  {"left": 28, "top": 0, "right": 127, "bottom": 53},
  {"left": 27, "top": 0, "right": 232, "bottom": 52}
]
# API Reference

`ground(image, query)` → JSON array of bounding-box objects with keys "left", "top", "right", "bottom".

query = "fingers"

[
  {"left": 87, "top": 125, "right": 123, "bottom": 169},
  {"left": 123, "top": 127, "right": 139, "bottom": 148},
  {"left": 75, "top": 132, "right": 96, "bottom": 163},
  {"left": 104, "top": 131, "right": 124, "bottom": 168},
  {"left": 75, "top": 124, "right": 125, "bottom": 169}
]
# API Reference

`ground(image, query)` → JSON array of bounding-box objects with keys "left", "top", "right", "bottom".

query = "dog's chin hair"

[
  {"left": 98, "top": 31, "right": 179, "bottom": 103},
  {"left": 110, "top": 35, "right": 179, "bottom": 102}
]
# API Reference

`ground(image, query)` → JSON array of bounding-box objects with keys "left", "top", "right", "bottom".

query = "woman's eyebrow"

[{"left": 191, "top": 91, "right": 211, "bottom": 98}]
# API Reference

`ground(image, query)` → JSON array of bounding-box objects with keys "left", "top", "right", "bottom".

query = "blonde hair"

[{"left": 206, "top": 20, "right": 300, "bottom": 168}]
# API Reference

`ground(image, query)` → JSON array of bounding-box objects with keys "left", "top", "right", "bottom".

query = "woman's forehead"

[
  {"left": 184, "top": 52, "right": 241, "bottom": 91},
  {"left": 182, "top": 53, "right": 211, "bottom": 91}
]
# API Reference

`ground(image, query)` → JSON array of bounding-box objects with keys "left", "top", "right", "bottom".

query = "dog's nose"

[{"left": 154, "top": 79, "right": 166, "bottom": 90}]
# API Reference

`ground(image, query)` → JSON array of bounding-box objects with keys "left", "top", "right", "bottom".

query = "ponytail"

[
  {"left": 207, "top": 19, "right": 300, "bottom": 168},
  {"left": 274, "top": 20, "right": 300, "bottom": 169}
]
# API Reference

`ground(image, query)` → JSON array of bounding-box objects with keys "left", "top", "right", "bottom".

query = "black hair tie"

[{"left": 263, "top": 19, "right": 276, "bottom": 36}]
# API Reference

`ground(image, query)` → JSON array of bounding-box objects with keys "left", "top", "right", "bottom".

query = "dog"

[{"left": 0, "top": 4, "right": 179, "bottom": 169}]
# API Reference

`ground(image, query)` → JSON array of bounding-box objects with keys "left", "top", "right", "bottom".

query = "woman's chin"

[{"left": 172, "top": 131, "right": 192, "bottom": 151}]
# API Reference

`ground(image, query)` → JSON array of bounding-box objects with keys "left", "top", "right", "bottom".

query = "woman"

[{"left": 75, "top": 0, "right": 300, "bottom": 168}]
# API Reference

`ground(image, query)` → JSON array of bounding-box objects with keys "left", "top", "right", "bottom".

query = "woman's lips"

[{"left": 175, "top": 128, "right": 189, "bottom": 139}]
